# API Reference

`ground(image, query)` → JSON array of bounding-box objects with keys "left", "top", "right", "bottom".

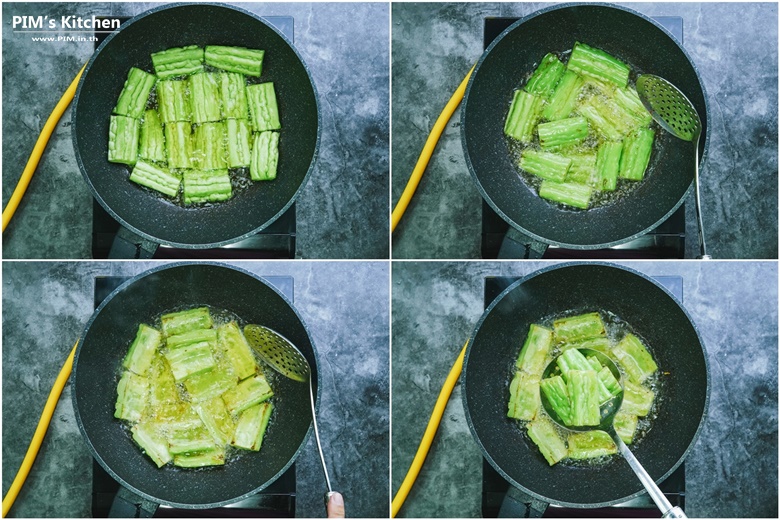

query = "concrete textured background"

[
  {"left": 392, "top": 261, "right": 778, "bottom": 517},
  {"left": 391, "top": 3, "right": 778, "bottom": 259},
  {"left": 2, "top": 2, "right": 390, "bottom": 259},
  {"left": 2, "top": 261, "right": 390, "bottom": 518}
]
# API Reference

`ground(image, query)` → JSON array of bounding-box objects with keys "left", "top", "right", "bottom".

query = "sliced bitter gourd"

[
  {"left": 129, "top": 160, "right": 181, "bottom": 198},
  {"left": 247, "top": 82, "right": 281, "bottom": 132},
  {"left": 222, "top": 374, "right": 274, "bottom": 415},
  {"left": 206, "top": 46, "right": 265, "bottom": 77},
  {"left": 190, "top": 73, "right": 222, "bottom": 124},
  {"left": 183, "top": 170, "right": 233, "bottom": 204},
  {"left": 226, "top": 119, "right": 252, "bottom": 169},
  {"left": 232, "top": 402, "right": 274, "bottom": 451},
  {"left": 151, "top": 45, "right": 204, "bottom": 79},
  {"left": 250, "top": 131, "right": 279, "bottom": 181},
  {"left": 219, "top": 72, "right": 250, "bottom": 119},
  {"left": 108, "top": 115, "right": 140, "bottom": 166},
  {"left": 139, "top": 110, "right": 166, "bottom": 164},
  {"left": 114, "top": 67, "right": 156, "bottom": 119},
  {"left": 217, "top": 322, "right": 257, "bottom": 381},
  {"left": 162, "top": 307, "right": 213, "bottom": 337},
  {"left": 122, "top": 324, "right": 162, "bottom": 376},
  {"left": 115, "top": 371, "right": 148, "bottom": 422}
]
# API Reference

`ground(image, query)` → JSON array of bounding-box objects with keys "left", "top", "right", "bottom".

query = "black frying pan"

[
  {"left": 72, "top": 3, "right": 320, "bottom": 249},
  {"left": 462, "top": 263, "right": 709, "bottom": 510},
  {"left": 462, "top": 3, "right": 710, "bottom": 251},
  {"left": 72, "top": 262, "right": 319, "bottom": 510}
]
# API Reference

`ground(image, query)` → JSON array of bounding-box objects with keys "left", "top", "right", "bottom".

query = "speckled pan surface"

[
  {"left": 462, "top": 3, "right": 709, "bottom": 249},
  {"left": 72, "top": 3, "right": 320, "bottom": 248},
  {"left": 462, "top": 262, "right": 709, "bottom": 507},
  {"left": 72, "top": 262, "right": 319, "bottom": 508}
]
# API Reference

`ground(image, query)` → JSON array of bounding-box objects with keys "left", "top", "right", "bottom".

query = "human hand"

[{"left": 326, "top": 492, "right": 345, "bottom": 518}]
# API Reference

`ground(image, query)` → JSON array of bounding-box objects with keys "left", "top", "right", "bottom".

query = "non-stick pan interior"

[
  {"left": 463, "top": 4, "right": 708, "bottom": 248},
  {"left": 73, "top": 4, "right": 319, "bottom": 248},
  {"left": 72, "top": 263, "right": 317, "bottom": 508},
  {"left": 463, "top": 264, "right": 708, "bottom": 507}
]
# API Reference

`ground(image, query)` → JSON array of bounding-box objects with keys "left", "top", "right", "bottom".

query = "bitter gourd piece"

[
  {"left": 219, "top": 72, "right": 250, "bottom": 119},
  {"left": 217, "top": 322, "right": 257, "bottom": 381},
  {"left": 515, "top": 324, "right": 553, "bottom": 376},
  {"left": 619, "top": 127, "right": 655, "bottom": 181},
  {"left": 162, "top": 307, "right": 213, "bottom": 337},
  {"left": 553, "top": 313, "right": 606, "bottom": 343},
  {"left": 507, "top": 371, "right": 540, "bottom": 421},
  {"left": 250, "top": 131, "right": 279, "bottom": 181},
  {"left": 168, "top": 425, "right": 218, "bottom": 455},
  {"left": 156, "top": 79, "right": 191, "bottom": 123},
  {"left": 621, "top": 380, "right": 655, "bottom": 417},
  {"left": 556, "top": 348, "right": 593, "bottom": 377},
  {"left": 614, "top": 411, "right": 639, "bottom": 444},
  {"left": 222, "top": 375, "right": 274, "bottom": 415},
  {"left": 164, "top": 342, "right": 216, "bottom": 382},
  {"left": 561, "top": 337, "right": 612, "bottom": 354},
  {"left": 595, "top": 141, "right": 623, "bottom": 191},
  {"left": 613, "top": 86, "right": 652, "bottom": 127},
  {"left": 247, "top": 82, "right": 281, "bottom": 132},
  {"left": 563, "top": 153, "right": 598, "bottom": 187},
  {"left": 524, "top": 53, "right": 565, "bottom": 100},
  {"left": 567, "top": 42, "right": 629, "bottom": 88},
  {"left": 190, "top": 73, "right": 222, "bottom": 124},
  {"left": 527, "top": 417, "right": 568, "bottom": 466},
  {"left": 206, "top": 46, "right": 265, "bottom": 77},
  {"left": 192, "top": 122, "right": 228, "bottom": 170},
  {"left": 597, "top": 366, "right": 622, "bottom": 400},
  {"left": 232, "top": 402, "right": 274, "bottom": 451},
  {"left": 173, "top": 447, "right": 226, "bottom": 467},
  {"left": 539, "top": 375, "right": 572, "bottom": 426},
  {"left": 164, "top": 122, "right": 193, "bottom": 169},
  {"left": 184, "top": 354, "right": 238, "bottom": 403},
  {"left": 613, "top": 333, "right": 658, "bottom": 384},
  {"left": 167, "top": 328, "right": 218, "bottom": 350},
  {"left": 543, "top": 70, "right": 585, "bottom": 121},
  {"left": 114, "top": 67, "right": 156, "bottom": 119},
  {"left": 504, "top": 90, "right": 542, "bottom": 143},
  {"left": 577, "top": 96, "right": 625, "bottom": 141},
  {"left": 139, "top": 110, "right": 166, "bottom": 164},
  {"left": 129, "top": 160, "right": 181, "bottom": 198},
  {"left": 147, "top": 357, "right": 181, "bottom": 407},
  {"left": 108, "top": 115, "right": 140, "bottom": 166},
  {"left": 122, "top": 324, "right": 162, "bottom": 376},
  {"left": 151, "top": 45, "right": 204, "bottom": 79},
  {"left": 193, "top": 397, "right": 236, "bottom": 446},
  {"left": 567, "top": 430, "right": 617, "bottom": 459},
  {"left": 183, "top": 170, "right": 233, "bottom": 204},
  {"left": 567, "top": 370, "right": 600, "bottom": 426},
  {"left": 538, "top": 181, "right": 592, "bottom": 209},
  {"left": 131, "top": 422, "right": 172, "bottom": 468},
  {"left": 115, "top": 371, "right": 148, "bottom": 422},
  {"left": 226, "top": 119, "right": 252, "bottom": 168},
  {"left": 519, "top": 150, "right": 571, "bottom": 182},
  {"left": 538, "top": 116, "right": 589, "bottom": 150}
]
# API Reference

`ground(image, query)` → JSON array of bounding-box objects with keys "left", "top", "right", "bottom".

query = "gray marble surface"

[
  {"left": 2, "top": 2, "right": 389, "bottom": 259},
  {"left": 391, "top": 3, "right": 778, "bottom": 259},
  {"left": 391, "top": 261, "right": 778, "bottom": 517},
  {"left": 2, "top": 261, "right": 389, "bottom": 518}
]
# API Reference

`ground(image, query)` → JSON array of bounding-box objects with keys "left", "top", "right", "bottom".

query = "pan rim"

[
  {"left": 461, "top": 261, "right": 711, "bottom": 508},
  {"left": 71, "top": 261, "right": 320, "bottom": 509},
  {"left": 71, "top": 2, "right": 321, "bottom": 249},
  {"left": 461, "top": 2, "right": 711, "bottom": 250}
]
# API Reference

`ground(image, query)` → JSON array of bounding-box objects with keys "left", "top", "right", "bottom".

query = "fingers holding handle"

[{"left": 326, "top": 492, "right": 345, "bottom": 518}]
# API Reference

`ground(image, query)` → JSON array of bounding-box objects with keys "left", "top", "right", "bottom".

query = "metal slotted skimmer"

[
  {"left": 636, "top": 74, "right": 710, "bottom": 259},
  {"left": 243, "top": 324, "right": 334, "bottom": 495}
]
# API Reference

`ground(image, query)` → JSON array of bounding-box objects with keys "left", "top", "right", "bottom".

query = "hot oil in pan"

[
  {"left": 113, "top": 304, "right": 282, "bottom": 469},
  {"left": 507, "top": 309, "right": 666, "bottom": 469},
  {"left": 122, "top": 63, "right": 275, "bottom": 209},
  {"left": 504, "top": 48, "right": 669, "bottom": 212}
]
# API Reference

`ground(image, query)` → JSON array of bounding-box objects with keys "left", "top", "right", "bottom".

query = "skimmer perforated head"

[
  {"left": 244, "top": 324, "right": 310, "bottom": 383},
  {"left": 637, "top": 74, "right": 701, "bottom": 142}
]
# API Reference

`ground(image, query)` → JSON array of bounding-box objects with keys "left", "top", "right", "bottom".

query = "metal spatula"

[
  {"left": 243, "top": 324, "right": 334, "bottom": 497},
  {"left": 637, "top": 74, "right": 711, "bottom": 259}
]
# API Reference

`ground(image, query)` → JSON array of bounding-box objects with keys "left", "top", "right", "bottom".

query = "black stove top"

[
  {"left": 91, "top": 16, "right": 297, "bottom": 260},
  {"left": 482, "top": 275, "right": 685, "bottom": 517},
  {"left": 481, "top": 16, "right": 687, "bottom": 259},
  {"left": 91, "top": 274, "right": 296, "bottom": 517}
]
